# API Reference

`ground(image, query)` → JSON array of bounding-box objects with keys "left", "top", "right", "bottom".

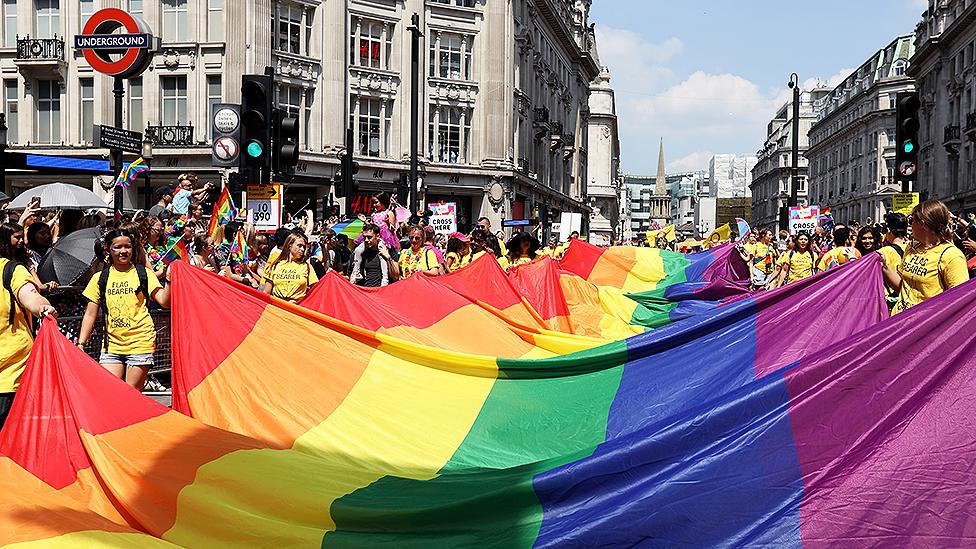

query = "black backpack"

[{"left": 96, "top": 265, "right": 149, "bottom": 350}]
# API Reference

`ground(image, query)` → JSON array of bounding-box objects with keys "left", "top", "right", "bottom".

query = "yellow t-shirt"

[
  {"left": 0, "top": 260, "right": 37, "bottom": 392},
  {"left": 497, "top": 255, "right": 510, "bottom": 271},
  {"left": 265, "top": 260, "right": 318, "bottom": 302},
  {"left": 398, "top": 247, "right": 439, "bottom": 279},
  {"left": 777, "top": 249, "right": 816, "bottom": 283},
  {"left": 817, "top": 247, "right": 859, "bottom": 272},
  {"left": 83, "top": 266, "right": 163, "bottom": 355},
  {"left": 445, "top": 252, "right": 467, "bottom": 273},
  {"left": 509, "top": 255, "right": 534, "bottom": 268},
  {"left": 879, "top": 242, "right": 908, "bottom": 297},
  {"left": 751, "top": 242, "right": 775, "bottom": 275},
  {"left": 892, "top": 242, "right": 969, "bottom": 315}
]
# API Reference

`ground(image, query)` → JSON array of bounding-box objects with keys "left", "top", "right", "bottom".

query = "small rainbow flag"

[
  {"left": 154, "top": 238, "right": 189, "bottom": 269},
  {"left": 229, "top": 228, "right": 248, "bottom": 275},
  {"left": 115, "top": 157, "right": 149, "bottom": 188},
  {"left": 208, "top": 186, "right": 239, "bottom": 240}
]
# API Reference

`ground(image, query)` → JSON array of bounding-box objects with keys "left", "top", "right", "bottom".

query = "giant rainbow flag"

[{"left": 3, "top": 253, "right": 976, "bottom": 546}]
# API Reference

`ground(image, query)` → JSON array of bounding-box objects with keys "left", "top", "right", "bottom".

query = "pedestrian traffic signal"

[
  {"left": 895, "top": 91, "right": 921, "bottom": 192},
  {"left": 240, "top": 74, "right": 273, "bottom": 170},
  {"left": 272, "top": 108, "right": 300, "bottom": 174}
]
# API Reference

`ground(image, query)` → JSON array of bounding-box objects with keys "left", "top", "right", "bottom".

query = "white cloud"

[
  {"left": 668, "top": 150, "right": 714, "bottom": 173},
  {"left": 594, "top": 25, "right": 681, "bottom": 95}
]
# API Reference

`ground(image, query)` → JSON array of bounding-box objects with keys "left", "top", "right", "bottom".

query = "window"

[
  {"left": 429, "top": 105, "right": 471, "bottom": 164},
  {"left": 207, "top": 0, "right": 223, "bottom": 41},
  {"left": 128, "top": 77, "right": 143, "bottom": 131},
  {"left": 892, "top": 59, "right": 907, "bottom": 77},
  {"left": 36, "top": 79, "right": 60, "bottom": 143},
  {"left": 3, "top": 79, "right": 17, "bottom": 143},
  {"left": 207, "top": 75, "right": 221, "bottom": 139},
  {"left": 80, "top": 78, "right": 93, "bottom": 143},
  {"left": 278, "top": 84, "right": 301, "bottom": 117},
  {"left": 430, "top": 33, "right": 472, "bottom": 80},
  {"left": 4, "top": 0, "right": 16, "bottom": 48},
  {"left": 351, "top": 20, "right": 391, "bottom": 69},
  {"left": 275, "top": 3, "right": 301, "bottom": 54},
  {"left": 35, "top": 0, "right": 59, "bottom": 39},
  {"left": 355, "top": 97, "right": 388, "bottom": 157},
  {"left": 162, "top": 0, "right": 188, "bottom": 42},
  {"left": 79, "top": 0, "right": 93, "bottom": 30},
  {"left": 160, "top": 76, "right": 187, "bottom": 126},
  {"left": 431, "top": 0, "right": 476, "bottom": 6},
  {"left": 128, "top": 0, "right": 142, "bottom": 14},
  {"left": 304, "top": 89, "right": 313, "bottom": 148}
]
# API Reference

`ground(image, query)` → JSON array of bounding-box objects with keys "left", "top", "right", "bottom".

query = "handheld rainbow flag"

[
  {"left": 114, "top": 157, "right": 149, "bottom": 189},
  {"left": 153, "top": 238, "right": 189, "bottom": 269},
  {"left": 229, "top": 228, "right": 248, "bottom": 275},
  {"left": 208, "top": 186, "right": 238, "bottom": 240}
]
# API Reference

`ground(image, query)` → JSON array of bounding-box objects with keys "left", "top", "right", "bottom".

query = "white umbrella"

[{"left": 7, "top": 182, "right": 111, "bottom": 210}]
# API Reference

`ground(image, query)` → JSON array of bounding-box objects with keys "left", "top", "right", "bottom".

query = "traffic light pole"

[
  {"left": 409, "top": 13, "right": 421, "bottom": 214},
  {"left": 788, "top": 73, "right": 800, "bottom": 211},
  {"left": 113, "top": 76, "right": 124, "bottom": 219}
]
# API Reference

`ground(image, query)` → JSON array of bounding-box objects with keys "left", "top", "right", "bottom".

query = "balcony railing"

[
  {"left": 944, "top": 124, "right": 961, "bottom": 143},
  {"left": 145, "top": 124, "right": 194, "bottom": 148},
  {"left": 16, "top": 35, "right": 65, "bottom": 61}
]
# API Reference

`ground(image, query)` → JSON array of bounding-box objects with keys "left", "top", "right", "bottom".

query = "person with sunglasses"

[{"left": 398, "top": 225, "right": 442, "bottom": 279}]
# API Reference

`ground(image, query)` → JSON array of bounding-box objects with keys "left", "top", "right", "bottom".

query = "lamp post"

[
  {"left": 788, "top": 73, "right": 800, "bottom": 211},
  {"left": 141, "top": 137, "right": 153, "bottom": 210}
]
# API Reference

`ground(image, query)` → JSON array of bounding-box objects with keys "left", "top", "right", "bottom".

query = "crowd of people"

[{"left": 0, "top": 168, "right": 973, "bottom": 430}]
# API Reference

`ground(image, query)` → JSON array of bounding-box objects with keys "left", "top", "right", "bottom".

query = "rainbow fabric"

[
  {"left": 7, "top": 255, "right": 976, "bottom": 546},
  {"left": 115, "top": 157, "right": 149, "bottom": 189},
  {"left": 330, "top": 219, "right": 365, "bottom": 249},
  {"left": 229, "top": 228, "right": 248, "bottom": 275},
  {"left": 207, "top": 186, "right": 238, "bottom": 240}
]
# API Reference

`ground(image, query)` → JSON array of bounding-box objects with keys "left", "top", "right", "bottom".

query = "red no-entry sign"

[{"left": 74, "top": 8, "right": 157, "bottom": 78}]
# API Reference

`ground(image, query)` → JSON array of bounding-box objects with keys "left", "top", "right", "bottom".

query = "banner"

[
  {"left": 429, "top": 202, "right": 457, "bottom": 235},
  {"left": 789, "top": 205, "right": 820, "bottom": 235}
]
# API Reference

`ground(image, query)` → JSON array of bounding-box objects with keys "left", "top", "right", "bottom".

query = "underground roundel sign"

[{"left": 74, "top": 8, "right": 156, "bottom": 78}]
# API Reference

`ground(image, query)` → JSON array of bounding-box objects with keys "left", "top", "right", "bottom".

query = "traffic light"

[
  {"left": 272, "top": 108, "right": 300, "bottom": 174},
  {"left": 333, "top": 127, "right": 359, "bottom": 198},
  {"left": 895, "top": 91, "right": 921, "bottom": 192},
  {"left": 240, "top": 74, "right": 273, "bottom": 170}
]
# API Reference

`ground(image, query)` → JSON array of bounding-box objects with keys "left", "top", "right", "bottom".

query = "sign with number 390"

[{"left": 246, "top": 184, "right": 282, "bottom": 231}]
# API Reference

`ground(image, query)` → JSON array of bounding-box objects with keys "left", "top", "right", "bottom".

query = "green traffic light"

[
  {"left": 903, "top": 141, "right": 915, "bottom": 154},
  {"left": 246, "top": 140, "right": 264, "bottom": 158}
]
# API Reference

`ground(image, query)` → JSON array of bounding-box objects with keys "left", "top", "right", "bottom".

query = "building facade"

[
  {"left": 585, "top": 65, "right": 620, "bottom": 246},
  {"left": 0, "top": 0, "right": 603, "bottom": 232},
  {"left": 909, "top": 0, "right": 976, "bottom": 212},
  {"left": 622, "top": 173, "right": 669, "bottom": 235},
  {"left": 667, "top": 170, "right": 703, "bottom": 230},
  {"left": 708, "top": 153, "right": 756, "bottom": 198},
  {"left": 807, "top": 34, "right": 915, "bottom": 224},
  {"left": 751, "top": 89, "right": 827, "bottom": 229}
]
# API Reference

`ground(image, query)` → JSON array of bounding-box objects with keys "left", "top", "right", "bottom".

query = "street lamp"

[{"left": 142, "top": 137, "right": 153, "bottom": 210}]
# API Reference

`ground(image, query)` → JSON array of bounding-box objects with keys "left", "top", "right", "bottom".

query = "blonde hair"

[{"left": 270, "top": 232, "right": 309, "bottom": 270}]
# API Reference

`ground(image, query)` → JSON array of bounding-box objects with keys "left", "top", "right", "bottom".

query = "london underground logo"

[{"left": 74, "top": 8, "right": 157, "bottom": 78}]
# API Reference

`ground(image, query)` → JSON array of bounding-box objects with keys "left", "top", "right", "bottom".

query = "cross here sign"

[{"left": 429, "top": 202, "right": 457, "bottom": 235}]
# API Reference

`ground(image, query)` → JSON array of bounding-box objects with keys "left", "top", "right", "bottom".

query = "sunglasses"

[{"left": 410, "top": 236, "right": 423, "bottom": 241}]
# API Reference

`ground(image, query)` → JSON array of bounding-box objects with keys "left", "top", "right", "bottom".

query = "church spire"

[{"left": 655, "top": 138, "right": 667, "bottom": 195}]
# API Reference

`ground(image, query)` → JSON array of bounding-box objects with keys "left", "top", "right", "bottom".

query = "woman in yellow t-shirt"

[
  {"left": 885, "top": 200, "right": 969, "bottom": 315},
  {"left": 78, "top": 228, "right": 170, "bottom": 391},
  {"left": 771, "top": 232, "right": 819, "bottom": 289},
  {"left": 443, "top": 233, "right": 470, "bottom": 273},
  {"left": 263, "top": 232, "right": 319, "bottom": 302},
  {"left": 399, "top": 226, "right": 442, "bottom": 279},
  {"left": 507, "top": 232, "right": 541, "bottom": 268}
]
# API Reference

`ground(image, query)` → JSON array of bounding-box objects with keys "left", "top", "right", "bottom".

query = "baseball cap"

[{"left": 155, "top": 186, "right": 175, "bottom": 199}]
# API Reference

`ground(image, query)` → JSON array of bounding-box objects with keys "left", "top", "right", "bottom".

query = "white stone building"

[
  {"left": 751, "top": 88, "right": 828, "bottom": 230},
  {"left": 909, "top": 0, "right": 976, "bottom": 212},
  {"left": 807, "top": 34, "right": 915, "bottom": 224},
  {"left": 0, "top": 0, "right": 604, "bottom": 232},
  {"left": 708, "top": 153, "right": 756, "bottom": 199},
  {"left": 585, "top": 65, "right": 620, "bottom": 246}
]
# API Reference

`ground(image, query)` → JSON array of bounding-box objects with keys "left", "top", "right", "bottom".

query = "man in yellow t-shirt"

[
  {"left": 82, "top": 265, "right": 164, "bottom": 358},
  {"left": 817, "top": 227, "right": 858, "bottom": 272},
  {"left": 774, "top": 241, "right": 817, "bottom": 287},
  {"left": 264, "top": 260, "right": 319, "bottom": 301},
  {"left": 0, "top": 257, "right": 56, "bottom": 429}
]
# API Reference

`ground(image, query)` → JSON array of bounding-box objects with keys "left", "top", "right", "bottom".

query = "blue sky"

[{"left": 589, "top": 0, "right": 926, "bottom": 175}]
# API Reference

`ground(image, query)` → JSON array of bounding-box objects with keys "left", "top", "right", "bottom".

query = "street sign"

[
  {"left": 788, "top": 205, "right": 821, "bottom": 235},
  {"left": 246, "top": 184, "right": 282, "bottom": 231},
  {"left": 211, "top": 103, "right": 241, "bottom": 168},
  {"left": 502, "top": 219, "right": 532, "bottom": 228},
  {"left": 892, "top": 192, "right": 919, "bottom": 216},
  {"left": 212, "top": 137, "right": 239, "bottom": 162},
  {"left": 214, "top": 107, "right": 240, "bottom": 133},
  {"left": 94, "top": 125, "right": 142, "bottom": 154},
  {"left": 75, "top": 8, "right": 157, "bottom": 78}
]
